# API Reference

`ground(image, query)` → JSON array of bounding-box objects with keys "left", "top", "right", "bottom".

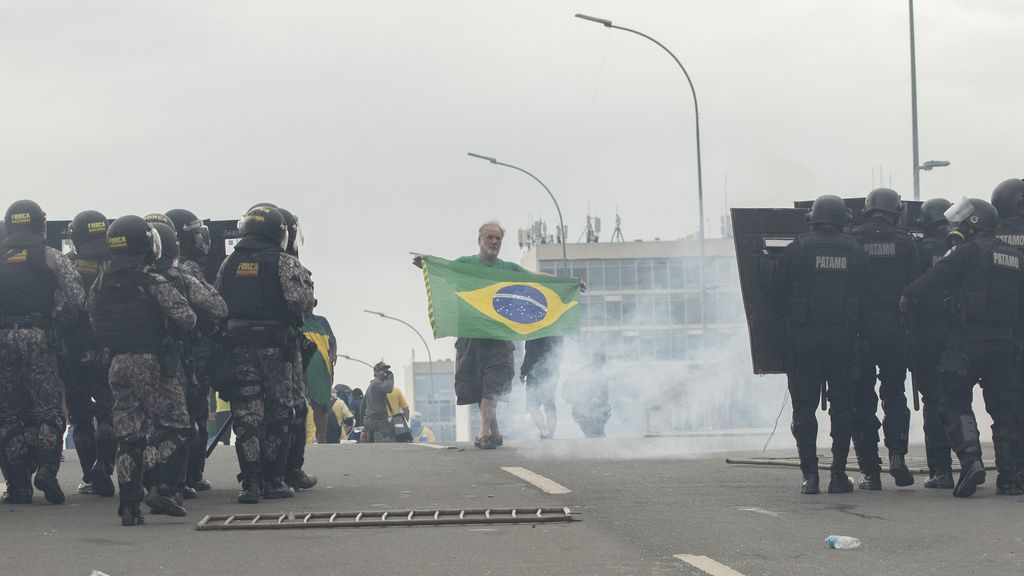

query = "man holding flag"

[{"left": 413, "top": 221, "right": 582, "bottom": 449}]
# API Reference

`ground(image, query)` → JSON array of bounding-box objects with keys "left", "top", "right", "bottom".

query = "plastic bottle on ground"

[{"left": 825, "top": 535, "right": 861, "bottom": 550}]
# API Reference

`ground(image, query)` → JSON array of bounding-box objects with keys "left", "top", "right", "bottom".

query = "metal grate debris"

[{"left": 196, "top": 507, "right": 574, "bottom": 530}]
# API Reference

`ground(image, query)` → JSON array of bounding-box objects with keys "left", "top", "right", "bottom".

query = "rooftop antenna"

[{"left": 610, "top": 208, "right": 625, "bottom": 242}]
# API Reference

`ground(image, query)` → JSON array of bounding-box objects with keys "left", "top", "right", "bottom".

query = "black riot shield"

[
  {"left": 204, "top": 219, "right": 241, "bottom": 282},
  {"left": 46, "top": 220, "right": 72, "bottom": 253},
  {"left": 731, "top": 207, "right": 809, "bottom": 374},
  {"left": 792, "top": 198, "right": 923, "bottom": 234}
]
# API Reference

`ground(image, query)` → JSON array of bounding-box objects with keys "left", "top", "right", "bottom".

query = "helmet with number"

[
  {"left": 68, "top": 210, "right": 110, "bottom": 257},
  {"left": 915, "top": 198, "right": 952, "bottom": 233},
  {"left": 3, "top": 199, "right": 47, "bottom": 246},
  {"left": 106, "top": 215, "right": 161, "bottom": 272},
  {"left": 806, "top": 195, "right": 852, "bottom": 227},
  {"left": 945, "top": 197, "right": 998, "bottom": 234},
  {"left": 165, "top": 208, "right": 211, "bottom": 260},
  {"left": 990, "top": 178, "right": 1024, "bottom": 219},
  {"left": 863, "top": 188, "right": 903, "bottom": 218},
  {"left": 238, "top": 205, "right": 287, "bottom": 249},
  {"left": 148, "top": 222, "right": 179, "bottom": 271}
]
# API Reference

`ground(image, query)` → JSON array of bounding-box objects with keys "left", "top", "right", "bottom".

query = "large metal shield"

[
  {"left": 731, "top": 207, "right": 809, "bottom": 374},
  {"left": 204, "top": 219, "right": 241, "bottom": 282},
  {"left": 792, "top": 198, "right": 924, "bottom": 233}
]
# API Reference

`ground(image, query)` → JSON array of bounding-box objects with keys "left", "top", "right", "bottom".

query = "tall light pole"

[
  {"left": 467, "top": 152, "right": 568, "bottom": 262},
  {"left": 575, "top": 13, "right": 705, "bottom": 264},
  {"left": 909, "top": 0, "right": 921, "bottom": 201},
  {"left": 363, "top": 309, "right": 435, "bottom": 395},
  {"left": 338, "top": 354, "right": 374, "bottom": 369}
]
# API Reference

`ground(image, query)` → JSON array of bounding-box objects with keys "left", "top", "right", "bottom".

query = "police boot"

[
  {"left": 89, "top": 461, "right": 116, "bottom": 498},
  {"left": 1, "top": 468, "right": 33, "bottom": 504},
  {"left": 923, "top": 468, "right": 954, "bottom": 489},
  {"left": 858, "top": 471, "right": 882, "bottom": 491},
  {"left": 800, "top": 473, "right": 819, "bottom": 495},
  {"left": 33, "top": 469, "right": 66, "bottom": 505},
  {"left": 144, "top": 483, "right": 187, "bottom": 517},
  {"left": 994, "top": 440, "right": 1023, "bottom": 495},
  {"left": 285, "top": 469, "right": 318, "bottom": 491},
  {"left": 828, "top": 472, "right": 854, "bottom": 494},
  {"left": 118, "top": 502, "right": 145, "bottom": 527},
  {"left": 953, "top": 460, "right": 986, "bottom": 498},
  {"left": 262, "top": 477, "right": 295, "bottom": 500},
  {"left": 180, "top": 483, "right": 198, "bottom": 500},
  {"left": 996, "top": 473, "right": 1024, "bottom": 496},
  {"left": 237, "top": 469, "right": 261, "bottom": 504},
  {"left": 888, "top": 453, "right": 915, "bottom": 487}
]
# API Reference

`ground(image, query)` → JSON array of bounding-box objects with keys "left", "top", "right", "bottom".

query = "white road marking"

[
  {"left": 674, "top": 554, "right": 745, "bottom": 576},
  {"left": 501, "top": 466, "right": 571, "bottom": 494},
  {"left": 408, "top": 442, "right": 448, "bottom": 449},
  {"left": 736, "top": 506, "right": 780, "bottom": 518}
]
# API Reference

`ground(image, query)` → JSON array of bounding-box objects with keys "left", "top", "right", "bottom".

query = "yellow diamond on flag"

[{"left": 456, "top": 282, "right": 578, "bottom": 335}]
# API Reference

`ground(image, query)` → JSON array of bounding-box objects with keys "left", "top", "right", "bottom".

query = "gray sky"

[{"left": 2, "top": 1, "right": 1022, "bottom": 392}]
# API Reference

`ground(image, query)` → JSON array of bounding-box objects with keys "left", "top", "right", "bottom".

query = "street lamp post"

[
  {"left": 363, "top": 309, "right": 435, "bottom": 395},
  {"left": 909, "top": 0, "right": 922, "bottom": 201},
  {"left": 574, "top": 13, "right": 705, "bottom": 265},
  {"left": 338, "top": 354, "right": 374, "bottom": 369},
  {"left": 467, "top": 152, "right": 568, "bottom": 262}
]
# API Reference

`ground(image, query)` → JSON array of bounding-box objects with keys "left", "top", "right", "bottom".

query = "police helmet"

[
  {"left": 990, "top": 178, "right": 1024, "bottom": 218},
  {"left": 238, "top": 205, "right": 287, "bottom": 249},
  {"left": 944, "top": 197, "right": 998, "bottom": 233},
  {"left": 144, "top": 213, "right": 174, "bottom": 228},
  {"left": 106, "top": 215, "right": 161, "bottom": 271},
  {"left": 915, "top": 198, "right": 952, "bottom": 233},
  {"left": 68, "top": 210, "right": 109, "bottom": 256},
  {"left": 149, "top": 222, "right": 179, "bottom": 271},
  {"left": 165, "top": 208, "right": 211, "bottom": 259},
  {"left": 276, "top": 207, "right": 303, "bottom": 256},
  {"left": 3, "top": 200, "right": 47, "bottom": 246},
  {"left": 863, "top": 188, "right": 903, "bottom": 218},
  {"left": 806, "top": 195, "right": 852, "bottom": 227},
  {"left": 0, "top": 221, "right": 7, "bottom": 245}
]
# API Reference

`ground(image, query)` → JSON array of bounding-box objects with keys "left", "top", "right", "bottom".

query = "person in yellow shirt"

[
  {"left": 329, "top": 392, "right": 356, "bottom": 442},
  {"left": 411, "top": 412, "right": 436, "bottom": 444},
  {"left": 387, "top": 387, "right": 412, "bottom": 442}
]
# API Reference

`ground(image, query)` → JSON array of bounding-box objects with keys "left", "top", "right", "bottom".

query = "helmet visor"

[
  {"left": 149, "top": 225, "right": 163, "bottom": 261},
  {"left": 943, "top": 197, "right": 974, "bottom": 225},
  {"left": 183, "top": 219, "right": 211, "bottom": 255}
]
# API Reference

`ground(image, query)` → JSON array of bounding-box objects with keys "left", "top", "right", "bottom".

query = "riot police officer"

[
  {"left": 908, "top": 198, "right": 955, "bottom": 488},
  {"left": 145, "top": 216, "right": 227, "bottom": 502},
  {"left": 990, "top": 178, "right": 1024, "bottom": 482},
  {"left": 88, "top": 216, "right": 197, "bottom": 524},
  {"left": 0, "top": 200, "right": 85, "bottom": 505},
  {"left": 770, "top": 195, "right": 864, "bottom": 494},
  {"left": 903, "top": 198, "right": 1024, "bottom": 497},
  {"left": 165, "top": 208, "right": 219, "bottom": 493},
  {"left": 214, "top": 206, "right": 314, "bottom": 504},
  {"left": 278, "top": 207, "right": 317, "bottom": 491},
  {"left": 850, "top": 188, "right": 920, "bottom": 490},
  {"left": 64, "top": 210, "right": 117, "bottom": 497}
]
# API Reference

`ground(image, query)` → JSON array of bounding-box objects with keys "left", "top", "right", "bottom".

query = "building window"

[
  {"left": 704, "top": 292, "right": 719, "bottom": 324},
  {"left": 685, "top": 294, "right": 702, "bottom": 325},
  {"left": 605, "top": 261, "right": 621, "bottom": 290},
  {"left": 653, "top": 293, "right": 671, "bottom": 324},
  {"left": 655, "top": 329, "right": 672, "bottom": 360},
  {"left": 620, "top": 259, "right": 637, "bottom": 290},
  {"left": 672, "top": 330, "right": 688, "bottom": 359},
  {"left": 653, "top": 259, "right": 669, "bottom": 289},
  {"left": 590, "top": 295, "right": 606, "bottom": 327},
  {"left": 684, "top": 258, "right": 701, "bottom": 288},
  {"left": 637, "top": 259, "right": 653, "bottom": 290},
  {"left": 540, "top": 262, "right": 556, "bottom": 275},
  {"left": 622, "top": 294, "right": 637, "bottom": 325},
  {"left": 669, "top": 260, "right": 685, "bottom": 289},
  {"left": 637, "top": 294, "right": 654, "bottom": 325},
  {"left": 687, "top": 333, "right": 704, "bottom": 359},
  {"left": 671, "top": 294, "right": 687, "bottom": 325},
  {"left": 588, "top": 262, "right": 605, "bottom": 291},
  {"left": 605, "top": 298, "right": 622, "bottom": 325}
]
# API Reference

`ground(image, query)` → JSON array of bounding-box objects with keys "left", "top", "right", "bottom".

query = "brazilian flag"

[{"left": 422, "top": 256, "right": 581, "bottom": 340}]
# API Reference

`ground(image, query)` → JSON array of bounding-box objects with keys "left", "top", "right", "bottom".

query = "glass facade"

[{"left": 540, "top": 255, "right": 744, "bottom": 362}]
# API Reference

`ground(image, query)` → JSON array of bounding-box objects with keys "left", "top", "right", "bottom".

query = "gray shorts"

[{"left": 454, "top": 338, "right": 514, "bottom": 405}]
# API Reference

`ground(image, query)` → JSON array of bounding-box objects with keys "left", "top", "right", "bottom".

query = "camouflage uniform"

[
  {"left": 0, "top": 245, "right": 84, "bottom": 502},
  {"left": 163, "top": 266, "right": 226, "bottom": 491},
  {"left": 216, "top": 246, "right": 314, "bottom": 494},
  {"left": 88, "top": 269, "right": 197, "bottom": 511},
  {"left": 63, "top": 252, "right": 116, "bottom": 492},
  {"left": 177, "top": 258, "right": 219, "bottom": 486},
  {"left": 284, "top": 264, "right": 314, "bottom": 480}
]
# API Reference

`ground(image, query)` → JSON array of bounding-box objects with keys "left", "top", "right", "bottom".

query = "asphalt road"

[{"left": 2, "top": 437, "right": 1022, "bottom": 576}]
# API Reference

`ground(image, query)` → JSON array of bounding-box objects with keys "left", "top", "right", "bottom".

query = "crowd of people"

[{"left": 771, "top": 178, "right": 1024, "bottom": 498}]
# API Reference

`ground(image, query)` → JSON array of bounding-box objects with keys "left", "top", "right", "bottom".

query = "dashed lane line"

[
  {"left": 674, "top": 554, "right": 745, "bottom": 576},
  {"left": 408, "top": 442, "right": 449, "bottom": 449},
  {"left": 501, "top": 466, "right": 571, "bottom": 494}
]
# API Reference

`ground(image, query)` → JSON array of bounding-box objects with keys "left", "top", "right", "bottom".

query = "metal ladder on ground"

[{"left": 197, "top": 507, "right": 574, "bottom": 531}]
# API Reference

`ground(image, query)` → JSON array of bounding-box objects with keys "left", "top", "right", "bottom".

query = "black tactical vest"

[
  {"left": 914, "top": 235, "right": 952, "bottom": 320},
  {"left": 995, "top": 216, "right": 1024, "bottom": 249},
  {"left": 959, "top": 236, "right": 1023, "bottom": 329},
  {"left": 852, "top": 219, "right": 917, "bottom": 316},
  {"left": 0, "top": 244, "right": 57, "bottom": 319},
  {"left": 70, "top": 254, "right": 105, "bottom": 292},
  {"left": 788, "top": 230, "right": 860, "bottom": 327},
  {"left": 91, "top": 269, "right": 165, "bottom": 354},
  {"left": 219, "top": 244, "right": 291, "bottom": 324}
]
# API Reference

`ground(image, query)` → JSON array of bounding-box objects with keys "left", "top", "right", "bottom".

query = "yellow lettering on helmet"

[
  {"left": 236, "top": 262, "right": 259, "bottom": 277},
  {"left": 108, "top": 235, "right": 128, "bottom": 250},
  {"left": 10, "top": 213, "right": 32, "bottom": 224}
]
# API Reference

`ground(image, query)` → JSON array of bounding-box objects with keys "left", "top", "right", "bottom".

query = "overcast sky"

[{"left": 2, "top": 1, "right": 1022, "bottom": 392}]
